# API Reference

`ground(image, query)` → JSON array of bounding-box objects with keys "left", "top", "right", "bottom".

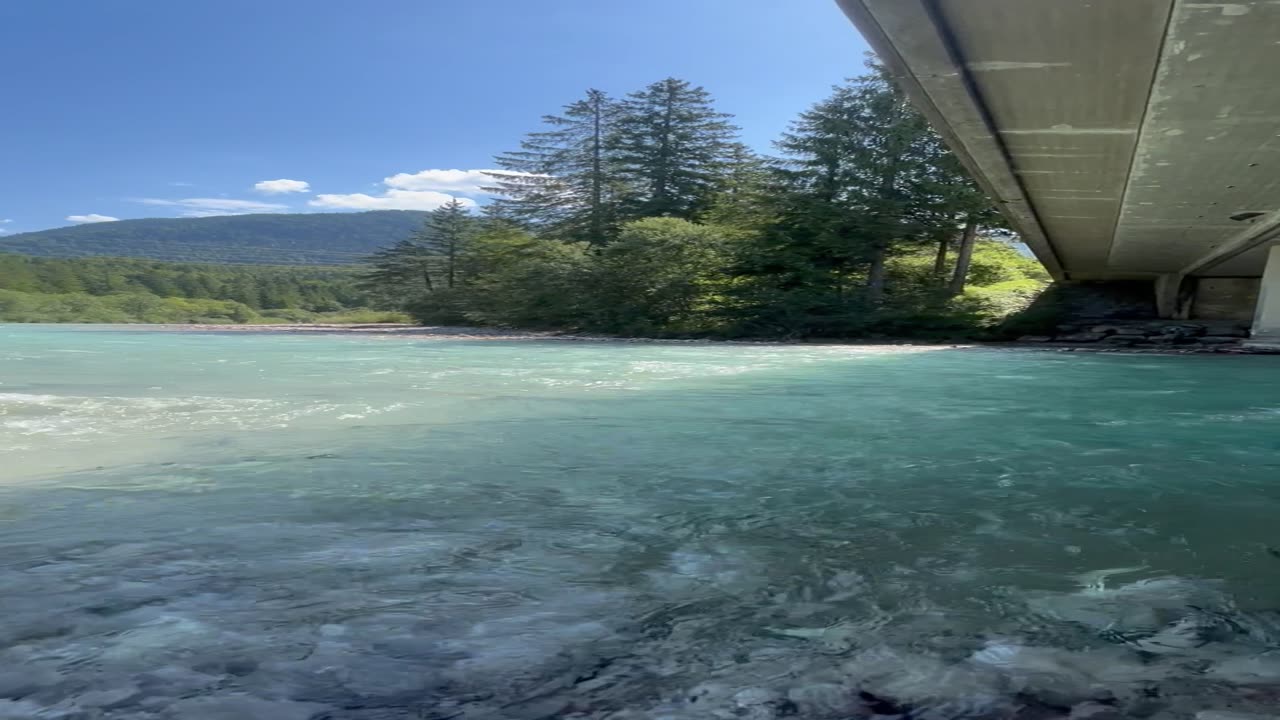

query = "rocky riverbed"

[{"left": 1018, "top": 320, "right": 1258, "bottom": 354}]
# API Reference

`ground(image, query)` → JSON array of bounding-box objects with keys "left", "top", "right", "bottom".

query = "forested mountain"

[{"left": 0, "top": 211, "right": 426, "bottom": 265}]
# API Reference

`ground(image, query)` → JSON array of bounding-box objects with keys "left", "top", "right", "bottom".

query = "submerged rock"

[
  {"left": 0, "top": 701, "right": 40, "bottom": 719},
  {"left": 1070, "top": 701, "right": 1124, "bottom": 720},
  {"left": 74, "top": 685, "right": 141, "bottom": 709},
  {"left": 1026, "top": 576, "right": 1228, "bottom": 633},
  {"left": 1187, "top": 707, "right": 1280, "bottom": 712},
  {"left": 787, "top": 683, "right": 857, "bottom": 716},
  {"left": 167, "top": 695, "right": 330, "bottom": 720},
  {"left": 0, "top": 667, "right": 60, "bottom": 700},
  {"left": 843, "top": 647, "right": 1009, "bottom": 717},
  {"left": 1206, "top": 654, "right": 1280, "bottom": 684}
]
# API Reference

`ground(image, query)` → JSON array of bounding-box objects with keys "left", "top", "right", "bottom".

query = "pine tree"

[
  {"left": 361, "top": 200, "right": 474, "bottom": 303},
  {"left": 487, "top": 89, "right": 622, "bottom": 245},
  {"left": 418, "top": 199, "right": 474, "bottom": 289},
  {"left": 703, "top": 143, "right": 772, "bottom": 232},
  {"left": 771, "top": 65, "right": 951, "bottom": 306},
  {"left": 611, "top": 78, "right": 741, "bottom": 220},
  {"left": 361, "top": 238, "right": 436, "bottom": 302}
]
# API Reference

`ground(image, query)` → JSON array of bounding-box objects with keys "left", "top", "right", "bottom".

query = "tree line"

[
  {"left": 0, "top": 254, "right": 389, "bottom": 324},
  {"left": 0, "top": 254, "right": 367, "bottom": 310},
  {"left": 366, "top": 64, "right": 1047, "bottom": 338}
]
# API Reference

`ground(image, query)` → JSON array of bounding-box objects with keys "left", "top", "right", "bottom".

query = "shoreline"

[
  {"left": 71, "top": 323, "right": 970, "bottom": 351},
  {"left": 14, "top": 322, "right": 1280, "bottom": 354}
]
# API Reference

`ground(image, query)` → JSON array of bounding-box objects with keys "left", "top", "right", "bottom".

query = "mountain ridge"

[{"left": 0, "top": 210, "right": 428, "bottom": 265}]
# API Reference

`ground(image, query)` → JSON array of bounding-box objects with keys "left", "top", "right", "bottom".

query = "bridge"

[{"left": 836, "top": 0, "right": 1280, "bottom": 343}]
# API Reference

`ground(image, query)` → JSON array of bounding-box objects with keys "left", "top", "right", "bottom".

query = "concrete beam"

[
  {"left": 1180, "top": 211, "right": 1280, "bottom": 278},
  {"left": 834, "top": 0, "right": 1066, "bottom": 281}
]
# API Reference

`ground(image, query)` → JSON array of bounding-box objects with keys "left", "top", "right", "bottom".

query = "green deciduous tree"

[{"left": 581, "top": 218, "right": 731, "bottom": 334}]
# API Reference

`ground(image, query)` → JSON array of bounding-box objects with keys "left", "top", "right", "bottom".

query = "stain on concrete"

[
  {"left": 1001, "top": 128, "right": 1136, "bottom": 136},
  {"left": 1185, "top": 3, "right": 1251, "bottom": 16},
  {"left": 967, "top": 61, "right": 1072, "bottom": 71},
  {"left": 1018, "top": 153, "right": 1108, "bottom": 158},
  {"left": 1043, "top": 197, "right": 1119, "bottom": 202}
]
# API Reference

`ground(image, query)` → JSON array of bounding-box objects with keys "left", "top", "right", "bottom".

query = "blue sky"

[{"left": 0, "top": 1, "right": 869, "bottom": 234}]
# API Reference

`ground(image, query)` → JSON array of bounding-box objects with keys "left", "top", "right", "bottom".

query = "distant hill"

[{"left": 0, "top": 210, "right": 427, "bottom": 265}]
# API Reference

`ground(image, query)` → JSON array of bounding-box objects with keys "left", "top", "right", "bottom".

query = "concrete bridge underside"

[{"left": 836, "top": 0, "right": 1280, "bottom": 340}]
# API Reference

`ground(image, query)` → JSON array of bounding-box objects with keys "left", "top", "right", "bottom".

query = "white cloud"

[
  {"left": 384, "top": 169, "right": 500, "bottom": 195},
  {"left": 0, "top": 218, "right": 11, "bottom": 223},
  {"left": 169, "top": 181, "right": 194, "bottom": 187},
  {"left": 67, "top": 214, "right": 120, "bottom": 224},
  {"left": 310, "top": 189, "right": 477, "bottom": 212},
  {"left": 306, "top": 168, "right": 535, "bottom": 212},
  {"left": 137, "top": 197, "right": 290, "bottom": 218},
  {"left": 254, "top": 178, "right": 311, "bottom": 195}
]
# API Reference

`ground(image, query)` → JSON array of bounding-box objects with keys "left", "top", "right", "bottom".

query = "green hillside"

[
  {"left": 0, "top": 253, "right": 398, "bottom": 324},
  {"left": 0, "top": 210, "right": 427, "bottom": 265}
]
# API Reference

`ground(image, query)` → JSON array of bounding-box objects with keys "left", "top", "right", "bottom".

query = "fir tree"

[
  {"left": 418, "top": 199, "right": 475, "bottom": 289},
  {"left": 487, "top": 89, "right": 622, "bottom": 245},
  {"left": 770, "top": 64, "right": 950, "bottom": 306},
  {"left": 361, "top": 238, "right": 436, "bottom": 303},
  {"left": 611, "top": 78, "right": 741, "bottom": 220}
]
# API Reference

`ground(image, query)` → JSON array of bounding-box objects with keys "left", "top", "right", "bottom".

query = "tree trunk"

[
  {"left": 932, "top": 235, "right": 949, "bottom": 277},
  {"left": 866, "top": 244, "right": 888, "bottom": 306},
  {"left": 447, "top": 243, "right": 456, "bottom": 289},
  {"left": 947, "top": 220, "right": 978, "bottom": 297},
  {"left": 590, "top": 91, "right": 605, "bottom": 244}
]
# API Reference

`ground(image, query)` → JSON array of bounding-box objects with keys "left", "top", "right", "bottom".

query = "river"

[{"left": 3, "top": 325, "right": 1280, "bottom": 719}]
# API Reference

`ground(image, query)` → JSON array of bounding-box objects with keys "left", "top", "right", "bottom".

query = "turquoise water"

[{"left": 4, "top": 326, "right": 1280, "bottom": 718}]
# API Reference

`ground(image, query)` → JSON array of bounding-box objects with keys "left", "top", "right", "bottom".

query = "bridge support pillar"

[
  {"left": 1247, "top": 246, "right": 1280, "bottom": 347},
  {"left": 1154, "top": 274, "right": 1190, "bottom": 320}
]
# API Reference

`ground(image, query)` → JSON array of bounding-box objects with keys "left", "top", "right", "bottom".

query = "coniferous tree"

[
  {"left": 487, "top": 89, "right": 623, "bottom": 245},
  {"left": 768, "top": 64, "right": 954, "bottom": 307},
  {"left": 361, "top": 199, "right": 475, "bottom": 303},
  {"left": 419, "top": 199, "right": 475, "bottom": 289},
  {"left": 611, "top": 78, "right": 742, "bottom": 220},
  {"left": 361, "top": 238, "right": 436, "bottom": 301}
]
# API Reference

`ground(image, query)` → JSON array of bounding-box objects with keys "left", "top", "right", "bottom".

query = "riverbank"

[
  {"left": 83, "top": 323, "right": 971, "bottom": 351},
  {"left": 73, "top": 322, "right": 1280, "bottom": 355}
]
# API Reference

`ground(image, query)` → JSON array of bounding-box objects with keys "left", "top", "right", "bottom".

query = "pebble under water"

[{"left": 3, "top": 326, "right": 1280, "bottom": 719}]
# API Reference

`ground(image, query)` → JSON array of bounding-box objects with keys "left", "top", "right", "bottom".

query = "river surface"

[{"left": 3, "top": 326, "right": 1280, "bottom": 719}]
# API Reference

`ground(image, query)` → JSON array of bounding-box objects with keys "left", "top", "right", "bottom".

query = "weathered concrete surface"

[
  {"left": 836, "top": 0, "right": 1280, "bottom": 283},
  {"left": 1246, "top": 245, "right": 1280, "bottom": 347},
  {"left": 1193, "top": 278, "right": 1260, "bottom": 321}
]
